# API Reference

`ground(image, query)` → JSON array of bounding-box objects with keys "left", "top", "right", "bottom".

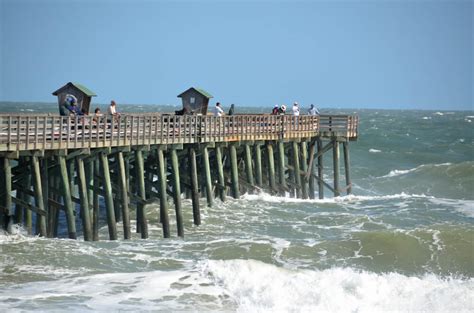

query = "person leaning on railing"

[{"left": 107, "top": 100, "right": 121, "bottom": 126}]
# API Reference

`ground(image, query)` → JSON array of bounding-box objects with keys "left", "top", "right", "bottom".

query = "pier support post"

[
  {"left": 292, "top": 141, "right": 302, "bottom": 198},
  {"left": 343, "top": 141, "right": 352, "bottom": 195},
  {"left": 117, "top": 152, "right": 131, "bottom": 239},
  {"left": 100, "top": 152, "right": 117, "bottom": 240},
  {"left": 189, "top": 147, "right": 201, "bottom": 225},
  {"left": 157, "top": 148, "right": 170, "bottom": 238},
  {"left": 277, "top": 141, "right": 287, "bottom": 196},
  {"left": 215, "top": 145, "right": 226, "bottom": 202},
  {"left": 14, "top": 158, "right": 26, "bottom": 225},
  {"left": 2, "top": 158, "right": 12, "bottom": 232},
  {"left": 244, "top": 144, "right": 255, "bottom": 191},
  {"left": 254, "top": 144, "right": 263, "bottom": 188},
  {"left": 202, "top": 146, "right": 214, "bottom": 207},
  {"left": 170, "top": 148, "right": 184, "bottom": 237},
  {"left": 41, "top": 158, "right": 52, "bottom": 237},
  {"left": 92, "top": 159, "right": 100, "bottom": 241},
  {"left": 135, "top": 149, "right": 148, "bottom": 238},
  {"left": 31, "top": 156, "right": 47, "bottom": 237},
  {"left": 229, "top": 144, "right": 240, "bottom": 198},
  {"left": 317, "top": 139, "right": 324, "bottom": 199},
  {"left": 307, "top": 142, "right": 316, "bottom": 199},
  {"left": 300, "top": 141, "right": 309, "bottom": 199},
  {"left": 266, "top": 142, "right": 276, "bottom": 194},
  {"left": 333, "top": 140, "right": 340, "bottom": 197},
  {"left": 76, "top": 157, "right": 93, "bottom": 241},
  {"left": 58, "top": 155, "right": 77, "bottom": 239}
]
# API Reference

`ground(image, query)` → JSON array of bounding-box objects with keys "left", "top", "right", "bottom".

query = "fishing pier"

[{"left": 0, "top": 113, "right": 358, "bottom": 240}]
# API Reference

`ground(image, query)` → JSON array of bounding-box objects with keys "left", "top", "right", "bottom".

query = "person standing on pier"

[
  {"left": 292, "top": 102, "right": 300, "bottom": 116},
  {"left": 278, "top": 104, "right": 287, "bottom": 115},
  {"left": 308, "top": 104, "right": 320, "bottom": 115},
  {"left": 272, "top": 105, "right": 279, "bottom": 115},
  {"left": 107, "top": 100, "right": 121, "bottom": 124},
  {"left": 228, "top": 103, "right": 235, "bottom": 116},
  {"left": 214, "top": 102, "right": 224, "bottom": 116}
]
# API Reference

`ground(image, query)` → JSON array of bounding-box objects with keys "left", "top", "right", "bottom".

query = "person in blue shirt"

[{"left": 308, "top": 104, "right": 320, "bottom": 115}]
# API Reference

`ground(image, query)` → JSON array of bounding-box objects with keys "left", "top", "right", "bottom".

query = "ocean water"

[{"left": 0, "top": 103, "right": 473, "bottom": 312}]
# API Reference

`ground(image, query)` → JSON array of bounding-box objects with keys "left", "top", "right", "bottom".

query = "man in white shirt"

[
  {"left": 292, "top": 102, "right": 300, "bottom": 116},
  {"left": 214, "top": 102, "right": 224, "bottom": 116}
]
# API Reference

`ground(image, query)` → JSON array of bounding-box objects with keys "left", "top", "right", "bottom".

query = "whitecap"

[
  {"left": 422, "top": 116, "right": 431, "bottom": 120},
  {"left": 434, "top": 112, "right": 444, "bottom": 116},
  {"left": 204, "top": 259, "right": 474, "bottom": 313},
  {"left": 369, "top": 149, "right": 381, "bottom": 153},
  {"left": 380, "top": 163, "right": 452, "bottom": 178}
]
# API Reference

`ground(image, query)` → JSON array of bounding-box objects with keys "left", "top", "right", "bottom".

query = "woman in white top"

[
  {"left": 292, "top": 102, "right": 300, "bottom": 116},
  {"left": 214, "top": 102, "right": 224, "bottom": 116}
]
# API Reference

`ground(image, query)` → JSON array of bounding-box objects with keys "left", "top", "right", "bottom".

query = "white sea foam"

[
  {"left": 241, "top": 192, "right": 432, "bottom": 204},
  {"left": 205, "top": 259, "right": 473, "bottom": 313},
  {"left": 434, "top": 112, "right": 444, "bottom": 116},
  {"left": 369, "top": 149, "right": 381, "bottom": 153},
  {"left": 380, "top": 163, "right": 452, "bottom": 178},
  {"left": 422, "top": 116, "right": 431, "bottom": 120},
  {"left": 1, "top": 260, "right": 472, "bottom": 312}
]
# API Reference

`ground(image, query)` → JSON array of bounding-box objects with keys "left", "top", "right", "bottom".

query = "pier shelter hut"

[
  {"left": 177, "top": 87, "right": 213, "bottom": 115},
  {"left": 52, "top": 82, "right": 97, "bottom": 114}
]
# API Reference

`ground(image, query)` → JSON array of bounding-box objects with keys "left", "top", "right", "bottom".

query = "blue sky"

[{"left": 0, "top": 0, "right": 472, "bottom": 110}]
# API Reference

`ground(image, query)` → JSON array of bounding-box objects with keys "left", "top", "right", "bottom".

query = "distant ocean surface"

[{"left": 0, "top": 102, "right": 473, "bottom": 312}]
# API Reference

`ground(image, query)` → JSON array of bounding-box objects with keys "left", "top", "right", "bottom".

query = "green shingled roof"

[
  {"left": 52, "top": 82, "right": 97, "bottom": 96},
  {"left": 72, "top": 82, "right": 97, "bottom": 97},
  {"left": 177, "top": 87, "right": 213, "bottom": 99}
]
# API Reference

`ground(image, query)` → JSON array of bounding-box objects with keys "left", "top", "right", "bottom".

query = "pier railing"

[{"left": 0, "top": 114, "right": 358, "bottom": 152}]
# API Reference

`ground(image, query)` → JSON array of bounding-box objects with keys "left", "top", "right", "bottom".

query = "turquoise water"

[{"left": 0, "top": 103, "right": 473, "bottom": 312}]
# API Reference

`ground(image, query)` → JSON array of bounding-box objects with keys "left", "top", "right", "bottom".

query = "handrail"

[{"left": 0, "top": 114, "right": 358, "bottom": 152}]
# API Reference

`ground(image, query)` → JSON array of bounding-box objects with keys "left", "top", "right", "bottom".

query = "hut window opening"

[{"left": 190, "top": 97, "right": 195, "bottom": 104}]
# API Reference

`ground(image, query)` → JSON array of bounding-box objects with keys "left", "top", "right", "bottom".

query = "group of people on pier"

[
  {"left": 61, "top": 93, "right": 319, "bottom": 119},
  {"left": 272, "top": 102, "right": 320, "bottom": 116},
  {"left": 213, "top": 101, "right": 320, "bottom": 117}
]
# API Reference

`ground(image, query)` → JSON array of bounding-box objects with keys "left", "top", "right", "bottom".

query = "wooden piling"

[
  {"left": 333, "top": 140, "right": 340, "bottom": 197},
  {"left": 3, "top": 158, "right": 12, "bottom": 231},
  {"left": 58, "top": 155, "right": 77, "bottom": 239},
  {"left": 31, "top": 156, "right": 47, "bottom": 236},
  {"left": 170, "top": 148, "right": 184, "bottom": 237},
  {"left": 188, "top": 147, "right": 201, "bottom": 225},
  {"left": 343, "top": 141, "right": 352, "bottom": 195},
  {"left": 300, "top": 141, "right": 309, "bottom": 199},
  {"left": 202, "top": 146, "right": 214, "bottom": 207},
  {"left": 135, "top": 149, "right": 148, "bottom": 238},
  {"left": 215, "top": 145, "right": 226, "bottom": 202},
  {"left": 292, "top": 141, "right": 302, "bottom": 198},
  {"left": 254, "top": 144, "right": 263, "bottom": 188},
  {"left": 117, "top": 152, "right": 131, "bottom": 239},
  {"left": 92, "top": 159, "right": 100, "bottom": 241},
  {"left": 157, "top": 148, "right": 170, "bottom": 238},
  {"left": 76, "top": 157, "right": 93, "bottom": 241},
  {"left": 317, "top": 139, "right": 324, "bottom": 199},
  {"left": 277, "top": 141, "right": 287, "bottom": 196},
  {"left": 229, "top": 144, "right": 240, "bottom": 198},
  {"left": 100, "top": 152, "right": 118, "bottom": 240},
  {"left": 244, "top": 144, "right": 255, "bottom": 191},
  {"left": 266, "top": 142, "right": 276, "bottom": 194}
]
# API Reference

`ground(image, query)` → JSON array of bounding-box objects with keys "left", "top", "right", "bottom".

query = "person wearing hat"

[
  {"left": 292, "top": 102, "right": 300, "bottom": 116},
  {"left": 278, "top": 104, "right": 287, "bottom": 115},
  {"left": 272, "top": 104, "right": 279, "bottom": 115}
]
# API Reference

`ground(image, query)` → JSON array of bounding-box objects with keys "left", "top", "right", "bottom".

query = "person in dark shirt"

[
  {"left": 228, "top": 104, "right": 235, "bottom": 116},
  {"left": 272, "top": 105, "right": 279, "bottom": 115}
]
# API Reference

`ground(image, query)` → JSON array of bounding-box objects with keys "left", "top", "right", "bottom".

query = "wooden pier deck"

[{"left": 0, "top": 113, "right": 358, "bottom": 240}]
